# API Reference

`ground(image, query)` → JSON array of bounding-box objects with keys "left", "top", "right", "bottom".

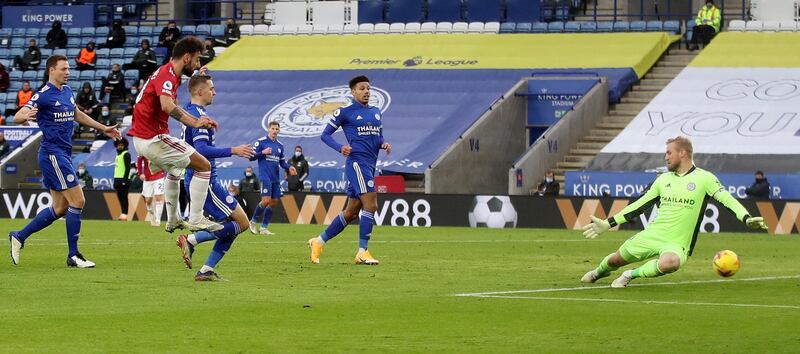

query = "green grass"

[{"left": 1, "top": 219, "right": 799, "bottom": 353}]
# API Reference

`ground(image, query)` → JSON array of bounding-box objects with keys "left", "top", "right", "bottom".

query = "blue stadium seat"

[
  {"left": 464, "top": 0, "right": 502, "bottom": 22},
  {"left": 138, "top": 26, "right": 153, "bottom": 37},
  {"left": 596, "top": 21, "right": 613, "bottom": 32},
  {"left": 109, "top": 48, "right": 124, "bottom": 58},
  {"left": 386, "top": 0, "right": 424, "bottom": 23},
  {"left": 664, "top": 20, "right": 680, "bottom": 34},
  {"left": 68, "top": 81, "right": 81, "bottom": 91},
  {"left": 0, "top": 29, "right": 11, "bottom": 38},
  {"left": 0, "top": 49, "right": 10, "bottom": 59},
  {"left": 515, "top": 22, "right": 532, "bottom": 33},
  {"left": 123, "top": 26, "right": 138, "bottom": 36},
  {"left": 613, "top": 21, "right": 630, "bottom": 32},
  {"left": 11, "top": 38, "right": 26, "bottom": 48},
  {"left": 210, "top": 25, "right": 225, "bottom": 37},
  {"left": 52, "top": 49, "right": 67, "bottom": 57},
  {"left": 110, "top": 58, "right": 125, "bottom": 67},
  {"left": 427, "top": 0, "right": 462, "bottom": 22},
  {"left": 79, "top": 70, "right": 95, "bottom": 80},
  {"left": 10, "top": 71, "right": 22, "bottom": 80},
  {"left": 564, "top": 21, "right": 581, "bottom": 33},
  {"left": 630, "top": 21, "right": 647, "bottom": 31},
  {"left": 12, "top": 28, "right": 26, "bottom": 38},
  {"left": 195, "top": 24, "right": 211, "bottom": 36},
  {"left": 554, "top": 6, "right": 570, "bottom": 21},
  {"left": 96, "top": 27, "right": 110, "bottom": 37},
  {"left": 499, "top": 22, "right": 516, "bottom": 33},
  {"left": 81, "top": 37, "right": 95, "bottom": 46},
  {"left": 81, "top": 27, "right": 95, "bottom": 37},
  {"left": 96, "top": 59, "right": 111, "bottom": 70},
  {"left": 95, "top": 69, "right": 109, "bottom": 79},
  {"left": 358, "top": 0, "right": 384, "bottom": 24},
  {"left": 124, "top": 69, "right": 139, "bottom": 80},
  {"left": 67, "top": 37, "right": 81, "bottom": 48},
  {"left": 646, "top": 20, "right": 663, "bottom": 32},
  {"left": 547, "top": 22, "right": 564, "bottom": 33},
  {"left": 5, "top": 103, "right": 18, "bottom": 113},
  {"left": 531, "top": 22, "right": 548, "bottom": 33},
  {"left": 26, "top": 28, "right": 41, "bottom": 37},
  {"left": 123, "top": 48, "right": 138, "bottom": 58},
  {"left": 0, "top": 93, "right": 6, "bottom": 104},
  {"left": 181, "top": 25, "right": 196, "bottom": 35},
  {"left": 10, "top": 49, "right": 24, "bottom": 60},
  {"left": 67, "top": 48, "right": 80, "bottom": 59},
  {"left": 506, "top": 0, "right": 542, "bottom": 23},
  {"left": 124, "top": 36, "right": 139, "bottom": 47},
  {"left": 685, "top": 19, "right": 696, "bottom": 45},
  {"left": 580, "top": 22, "right": 598, "bottom": 32},
  {"left": 22, "top": 70, "right": 36, "bottom": 80},
  {"left": 35, "top": 70, "right": 44, "bottom": 80},
  {"left": 96, "top": 48, "right": 110, "bottom": 59},
  {"left": 39, "top": 48, "right": 52, "bottom": 59},
  {"left": 68, "top": 28, "right": 82, "bottom": 38}
]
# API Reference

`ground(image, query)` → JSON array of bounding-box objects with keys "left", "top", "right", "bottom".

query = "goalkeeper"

[{"left": 581, "top": 136, "right": 767, "bottom": 288}]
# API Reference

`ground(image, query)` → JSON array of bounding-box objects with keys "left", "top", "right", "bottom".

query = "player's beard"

[{"left": 667, "top": 160, "right": 678, "bottom": 172}]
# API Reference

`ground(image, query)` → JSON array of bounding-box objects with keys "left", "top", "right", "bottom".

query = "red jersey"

[
  {"left": 136, "top": 156, "right": 165, "bottom": 181},
  {"left": 128, "top": 62, "right": 180, "bottom": 139}
]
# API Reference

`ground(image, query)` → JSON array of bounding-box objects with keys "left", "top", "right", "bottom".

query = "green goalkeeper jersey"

[{"left": 608, "top": 166, "right": 751, "bottom": 255}]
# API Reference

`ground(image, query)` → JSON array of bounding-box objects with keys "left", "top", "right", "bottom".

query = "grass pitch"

[{"left": 1, "top": 219, "right": 798, "bottom": 353}]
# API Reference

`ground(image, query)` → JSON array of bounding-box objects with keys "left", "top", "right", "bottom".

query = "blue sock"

[
  {"left": 260, "top": 207, "right": 272, "bottom": 228},
  {"left": 66, "top": 206, "right": 82, "bottom": 257},
  {"left": 16, "top": 207, "right": 58, "bottom": 243},
  {"left": 320, "top": 213, "right": 348, "bottom": 242},
  {"left": 251, "top": 203, "right": 266, "bottom": 223},
  {"left": 193, "top": 230, "right": 217, "bottom": 245},
  {"left": 359, "top": 210, "right": 374, "bottom": 250},
  {"left": 204, "top": 221, "right": 242, "bottom": 268}
]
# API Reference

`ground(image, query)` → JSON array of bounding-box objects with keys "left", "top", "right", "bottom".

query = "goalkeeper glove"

[
  {"left": 744, "top": 216, "right": 768, "bottom": 230},
  {"left": 582, "top": 216, "right": 611, "bottom": 239}
]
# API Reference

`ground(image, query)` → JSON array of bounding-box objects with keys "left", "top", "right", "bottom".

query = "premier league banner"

[
  {"left": 2, "top": 190, "right": 797, "bottom": 234},
  {"left": 2, "top": 5, "right": 94, "bottom": 28},
  {"left": 0, "top": 126, "right": 40, "bottom": 150}
]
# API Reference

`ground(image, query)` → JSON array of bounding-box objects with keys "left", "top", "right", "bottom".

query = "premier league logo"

[{"left": 263, "top": 85, "right": 391, "bottom": 138}]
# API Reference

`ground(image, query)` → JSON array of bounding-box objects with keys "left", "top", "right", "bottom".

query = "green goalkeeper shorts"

[{"left": 618, "top": 230, "right": 688, "bottom": 266}]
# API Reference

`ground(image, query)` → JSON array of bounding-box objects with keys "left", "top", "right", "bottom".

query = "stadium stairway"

[{"left": 551, "top": 46, "right": 697, "bottom": 191}]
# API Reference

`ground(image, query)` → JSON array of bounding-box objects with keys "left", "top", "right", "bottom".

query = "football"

[
  {"left": 468, "top": 196, "right": 518, "bottom": 229},
  {"left": 712, "top": 250, "right": 740, "bottom": 277}
]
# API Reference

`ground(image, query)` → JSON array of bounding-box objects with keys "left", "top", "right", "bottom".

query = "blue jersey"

[
  {"left": 25, "top": 83, "right": 76, "bottom": 155},
  {"left": 182, "top": 102, "right": 231, "bottom": 182},
  {"left": 321, "top": 98, "right": 384, "bottom": 165},
  {"left": 251, "top": 136, "right": 289, "bottom": 183}
]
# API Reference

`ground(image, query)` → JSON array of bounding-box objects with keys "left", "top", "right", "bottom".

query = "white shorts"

[
  {"left": 142, "top": 178, "right": 165, "bottom": 198},
  {"left": 133, "top": 134, "right": 195, "bottom": 177}
]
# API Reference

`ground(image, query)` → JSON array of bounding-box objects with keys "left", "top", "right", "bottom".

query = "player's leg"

[
  {"left": 581, "top": 250, "right": 629, "bottom": 283},
  {"left": 60, "top": 184, "right": 95, "bottom": 268},
  {"left": 184, "top": 151, "right": 215, "bottom": 226},
  {"left": 195, "top": 206, "right": 248, "bottom": 281},
  {"left": 9, "top": 190, "right": 66, "bottom": 265},
  {"left": 133, "top": 136, "right": 184, "bottom": 231},
  {"left": 249, "top": 181, "right": 270, "bottom": 233},
  {"left": 152, "top": 181, "right": 165, "bottom": 227},
  {"left": 629, "top": 246, "right": 685, "bottom": 280},
  {"left": 352, "top": 162, "right": 379, "bottom": 265},
  {"left": 307, "top": 197, "right": 361, "bottom": 264},
  {"left": 609, "top": 234, "right": 664, "bottom": 288},
  {"left": 259, "top": 183, "right": 281, "bottom": 235}
]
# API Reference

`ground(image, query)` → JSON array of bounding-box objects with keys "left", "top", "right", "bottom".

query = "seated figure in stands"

[
  {"left": 123, "top": 39, "right": 158, "bottom": 83},
  {"left": 158, "top": 21, "right": 182, "bottom": 64},
  {"left": 101, "top": 64, "right": 127, "bottom": 101},
  {"left": 76, "top": 82, "right": 101, "bottom": 122},
  {"left": 214, "top": 18, "right": 241, "bottom": 47},
  {"left": 44, "top": 20, "right": 68, "bottom": 49},
  {"left": 199, "top": 39, "right": 215, "bottom": 67},
  {"left": 689, "top": 0, "right": 721, "bottom": 51},
  {"left": 536, "top": 171, "right": 560, "bottom": 196},
  {"left": 13, "top": 39, "right": 41, "bottom": 71},
  {"left": 100, "top": 21, "right": 126, "bottom": 49},
  {"left": 75, "top": 41, "right": 97, "bottom": 71}
]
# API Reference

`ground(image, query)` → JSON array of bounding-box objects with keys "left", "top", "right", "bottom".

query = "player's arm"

[
  {"left": 379, "top": 126, "right": 391, "bottom": 154},
  {"left": 249, "top": 139, "right": 265, "bottom": 161},
  {"left": 159, "top": 95, "right": 218, "bottom": 129},
  {"left": 12, "top": 106, "right": 37, "bottom": 125},
  {"left": 74, "top": 108, "right": 121, "bottom": 140},
  {"left": 321, "top": 108, "right": 351, "bottom": 156},
  {"left": 706, "top": 174, "right": 768, "bottom": 230},
  {"left": 583, "top": 177, "right": 661, "bottom": 239}
]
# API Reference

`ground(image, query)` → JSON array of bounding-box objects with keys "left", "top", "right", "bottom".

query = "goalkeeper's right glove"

[
  {"left": 744, "top": 216, "right": 768, "bottom": 230},
  {"left": 582, "top": 216, "right": 611, "bottom": 239}
]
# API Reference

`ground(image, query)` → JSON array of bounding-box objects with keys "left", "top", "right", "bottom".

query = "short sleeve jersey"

[
  {"left": 253, "top": 136, "right": 286, "bottom": 184},
  {"left": 328, "top": 99, "right": 383, "bottom": 165},
  {"left": 26, "top": 82, "right": 76, "bottom": 155},
  {"left": 128, "top": 62, "right": 179, "bottom": 139},
  {"left": 182, "top": 103, "right": 218, "bottom": 180}
]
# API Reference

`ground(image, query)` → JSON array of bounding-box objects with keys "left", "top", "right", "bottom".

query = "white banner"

[{"left": 602, "top": 68, "right": 800, "bottom": 154}]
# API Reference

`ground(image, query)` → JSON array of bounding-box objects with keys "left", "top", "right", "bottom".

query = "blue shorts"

[
  {"left": 202, "top": 179, "right": 239, "bottom": 221},
  {"left": 260, "top": 180, "right": 282, "bottom": 199},
  {"left": 39, "top": 152, "right": 78, "bottom": 191},
  {"left": 345, "top": 160, "right": 375, "bottom": 199}
]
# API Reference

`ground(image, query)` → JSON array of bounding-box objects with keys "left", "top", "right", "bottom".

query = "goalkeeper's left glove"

[
  {"left": 582, "top": 216, "right": 611, "bottom": 239},
  {"left": 744, "top": 216, "right": 768, "bottom": 230}
]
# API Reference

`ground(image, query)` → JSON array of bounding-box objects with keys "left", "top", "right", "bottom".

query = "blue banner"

[
  {"left": 527, "top": 79, "right": 599, "bottom": 126},
  {"left": 565, "top": 171, "right": 799, "bottom": 199},
  {"left": 0, "top": 126, "right": 40, "bottom": 150},
  {"left": 2, "top": 5, "right": 94, "bottom": 28}
]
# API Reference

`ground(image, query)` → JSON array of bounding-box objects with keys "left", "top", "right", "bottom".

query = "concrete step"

[
  {"left": 557, "top": 161, "right": 588, "bottom": 169},
  {"left": 608, "top": 109, "right": 641, "bottom": 116},
  {"left": 620, "top": 97, "right": 651, "bottom": 104},
  {"left": 612, "top": 102, "right": 647, "bottom": 111},
  {"left": 590, "top": 128, "right": 622, "bottom": 136},
  {"left": 632, "top": 83, "right": 667, "bottom": 91},
  {"left": 657, "top": 60, "right": 691, "bottom": 67},
  {"left": 644, "top": 73, "right": 677, "bottom": 81},
  {"left": 651, "top": 66, "right": 683, "bottom": 75},
  {"left": 604, "top": 116, "right": 635, "bottom": 124},
  {"left": 597, "top": 121, "right": 629, "bottom": 129},
  {"left": 584, "top": 135, "right": 616, "bottom": 143},
  {"left": 625, "top": 90, "right": 658, "bottom": 99},
  {"left": 576, "top": 141, "right": 607, "bottom": 150},
  {"left": 564, "top": 155, "right": 594, "bottom": 163},
  {"left": 569, "top": 148, "right": 601, "bottom": 156}
]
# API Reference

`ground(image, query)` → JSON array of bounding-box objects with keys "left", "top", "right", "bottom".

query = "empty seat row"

[
  {"left": 500, "top": 20, "right": 680, "bottom": 33},
  {"left": 240, "top": 22, "right": 502, "bottom": 35},
  {"left": 728, "top": 20, "right": 798, "bottom": 32}
]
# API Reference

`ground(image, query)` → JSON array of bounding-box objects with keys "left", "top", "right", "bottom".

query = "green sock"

[
  {"left": 596, "top": 253, "right": 619, "bottom": 276},
  {"left": 631, "top": 259, "right": 663, "bottom": 279}
]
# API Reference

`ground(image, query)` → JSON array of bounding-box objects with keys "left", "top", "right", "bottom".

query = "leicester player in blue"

[
  {"left": 308, "top": 75, "right": 391, "bottom": 265},
  {"left": 249, "top": 121, "right": 296, "bottom": 235},
  {"left": 9, "top": 55, "right": 121, "bottom": 267},
  {"left": 175, "top": 74, "right": 255, "bottom": 280}
]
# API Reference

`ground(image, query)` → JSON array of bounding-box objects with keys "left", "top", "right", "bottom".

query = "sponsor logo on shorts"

[
  {"left": 66, "top": 174, "right": 75, "bottom": 182},
  {"left": 367, "top": 180, "right": 375, "bottom": 188}
]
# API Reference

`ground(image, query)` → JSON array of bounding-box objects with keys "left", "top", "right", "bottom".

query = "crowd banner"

[{"left": 2, "top": 5, "right": 94, "bottom": 28}]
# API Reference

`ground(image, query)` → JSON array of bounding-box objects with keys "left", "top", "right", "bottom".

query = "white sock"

[
  {"left": 187, "top": 234, "right": 198, "bottom": 246},
  {"left": 188, "top": 171, "right": 211, "bottom": 223},
  {"left": 154, "top": 201, "right": 164, "bottom": 225},
  {"left": 315, "top": 236, "right": 326, "bottom": 244},
  {"left": 358, "top": 247, "right": 366, "bottom": 253},
  {"left": 164, "top": 174, "right": 181, "bottom": 223},
  {"left": 200, "top": 265, "right": 214, "bottom": 273},
  {"left": 145, "top": 204, "right": 153, "bottom": 221}
]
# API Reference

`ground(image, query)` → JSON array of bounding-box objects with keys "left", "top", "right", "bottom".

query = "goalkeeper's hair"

[{"left": 666, "top": 136, "right": 693, "bottom": 156}]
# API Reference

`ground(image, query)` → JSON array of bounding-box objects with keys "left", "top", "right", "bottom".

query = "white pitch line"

[
  {"left": 18, "top": 239, "right": 606, "bottom": 246},
  {"left": 466, "top": 295, "right": 800, "bottom": 310},
  {"left": 454, "top": 275, "right": 800, "bottom": 297}
]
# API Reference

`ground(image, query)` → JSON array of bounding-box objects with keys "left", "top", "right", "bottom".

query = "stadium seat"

[
  {"left": 35, "top": 70, "right": 44, "bottom": 80},
  {"left": 452, "top": 22, "right": 469, "bottom": 33},
  {"left": 373, "top": 23, "right": 391, "bottom": 34},
  {"left": 427, "top": 0, "right": 463, "bottom": 22},
  {"left": 282, "top": 25, "right": 299, "bottom": 35},
  {"left": 547, "top": 22, "right": 564, "bottom": 33},
  {"left": 464, "top": 0, "right": 502, "bottom": 22},
  {"left": 0, "top": 49, "right": 10, "bottom": 59},
  {"left": 5, "top": 103, "right": 18, "bottom": 113},
  {"left": 123, "top": 26, "right": 138, "bottom": 36},
  {"left": 81, "top": 27, "right": 95, "bottom": 38},
  {"left": 630, "top": 21, "right": 646, "bottom": 31},
  {"left": 515, "top": 22, "right": 532, "bottom": 33},
  {"left": 389, "top": 23, "right": 406, "bottom": 34},
  {"left": 483, "top": 22, "right": 500, "bottom": 33},
  {"left": 124, "top": 37, "right": 139, "bottom": 47},
  {"left": 22, "top": 70, "right": 37, "bottom": 80},
  {"left": 499, "top": 22, "right": 516, "bottom": 33},
  {"left": 96, "top": 27, "right": 109, "bottom": 37},
  {"left": 778, "top": 21, "right": 797, "bottom": 32},
  {"left": 342, "top": 24, "right": 358, "bottom": 35},
  {"left": 266, "top": 25, "right": 283, "bottom": 35},
  {"left": 646, "top": 20, "right": 663, "bottom": 32},
  {"left": 564, "top": 21, "right": 581, "bottom": 33},
  {"left": 386, "top": 0, "right": 424, "bottom": 23},
  {"left": 253, "top": 24, "right": 269, "bottom": 35},
  {"left": 467, "top": 22, "right": 484, "bottom": 34},
  {"left": 505, "top": 0, "right": 541, "bottom": 23},
  {"left": 328, "top": 24, "right": 345, "bottom": 35},
  {"left": 0, "top": 93, "right": 6, "bottom": 105},
  {"left": 67, "top": 48, "right": 80, "bottom": 58},
  {"left": 211, "top": 25, "right": 225, "bottom": 37},
  {"left": 52, "top": 49, "right": 67, "bottom": 57},
  {"left": 96, "top": 59, "right": 110, "bottom": 70},
  {"left": 0, "top": 28, "right": 12, "bottom": 38},
  {"left": 139, "top": 26, "right": 153, "bottom": 37},
  {"left": 110, "top": 58, "right": 125, "bottom": 68},
  {"left": 745, "top": 21, "right": 762, "bottom": 31},
  {"left": 10, "top": 70, "right": 22, "bottom": 80},
  {"left": 420, "top": 22, "right": 437, "bottom": 33},
  {"left": 95, "top": 69, "right": 109, "bottom": 79},
  {"left": 124, "top": 48, "right": 138, "bottom": 58},
  {"left": 358, "top": 23, "right": 375, "bottom": 34},
  {"left": 11, "top": 28, "right": 26, "bottom": 38},
  {"left": 762, "top": 21, "right": 779, "bottom": 32},
  {"left": 240, "top": 24, "right": 255, "bottom": 35},
  {"left": 96, "top": 48, "right": 110, "bottom": 59},
  {"left": 79, "top": 70, "right": 95, "bottom": 80},
  {"left": 67, "top": 37, "right": 81, "bottom": 48},
  {"left": 296, "top": 24, "right": 313, "bottom": 35},
  {"left": 10, "top": 37, "right": 25, "bottom": 48},
  {"left": 664, "top": 20, "right": 680, "bottom": 34},
  {"left": 580, "top": 22, "right": 598, "bottom": 32},
  {"left": 26, "top": 28, "right": 41, "bottom": 37},
  {"left": 358, "top": 0, "right": 385, "bottom": 24},
  {"left": 109, "top": 48, "right": 124, "bottom": 58},
  {"left": 68, "top": 81, "right": 81, "bottom": 91},
  {"left": 124, "top": 69, "right": 139, "bottom": 80},
  {"left": 727, "top": 20, "right": 745, "bottom": 31},
  {"left": 311, "top": 25, "right": 328, "bottom": 35},
  {"left": 436, "top": 22, "right": 453, "bottom": 33},
  {"left": 530, "top": 22, "right": 548, "bottom": 33},
  {"left": 181, "top": 25, "right": 196, "bottom": 35},
  {"left": 195, "top": 24, "right": 211, "bottom": 36},
  {"left": 39, "top": 48, "right": 52, "bottom": 59},
  {"left": 66, "top": 28, "right": 82, "bottom": 38},
  {"left": 404, "top": 22, "right": 422, "bottom": 33}
]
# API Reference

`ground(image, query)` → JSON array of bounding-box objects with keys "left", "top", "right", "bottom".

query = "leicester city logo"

[
  {"left": 687, "top": 182, "right": 696, "bottom": 191},
  {"left": 263, "top": 85, "right": 391, "bottom": 138}
]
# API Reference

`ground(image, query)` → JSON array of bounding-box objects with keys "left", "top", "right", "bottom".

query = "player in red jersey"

[
  {"left": 128, "top": 37, "right": 220, "bottom": 232},
  {"left": 136, "top": 156, "right": 165, "bottom": 227}
]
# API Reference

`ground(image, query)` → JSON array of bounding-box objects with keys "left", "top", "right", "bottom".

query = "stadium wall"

[
  {"left": 0, "top": 131, "right": 43, "bottom": 189},
  {"left": 425, "top": 79, "right": 528, "bottom": 194},
  {"left": 508, "top": 78, "right": 609, "bottom": 195},
  {"left": 1, "top": 190, "right": 797, "bottom": 235}
]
